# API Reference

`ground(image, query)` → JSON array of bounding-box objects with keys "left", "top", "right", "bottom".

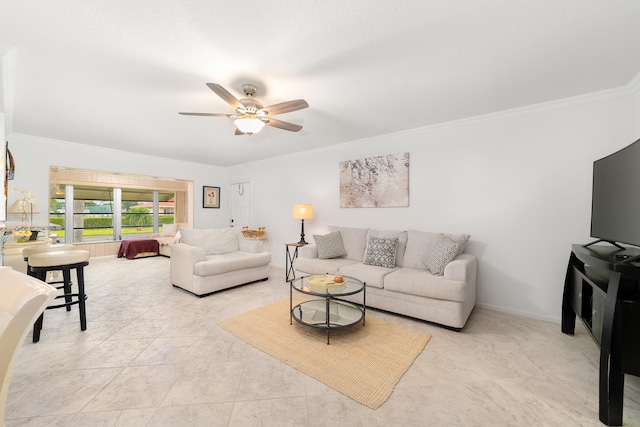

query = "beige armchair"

[{"left": 1, "top": 267, "right": 57, "bottom": 420}]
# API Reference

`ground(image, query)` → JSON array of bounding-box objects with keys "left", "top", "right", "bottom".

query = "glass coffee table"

[{"left": 290, "top": 274, "right": 366, "bottom": 344}]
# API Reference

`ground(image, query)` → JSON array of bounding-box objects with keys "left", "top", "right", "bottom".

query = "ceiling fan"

[{"left": 179, "top": 83, "right": 309, "bottom": 135}]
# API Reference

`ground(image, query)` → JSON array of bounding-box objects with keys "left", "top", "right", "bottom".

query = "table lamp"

[
  {"left": 292, "top": 204, "right": 313, "bottom": 245},
  {"left": 8, "top": 199, "right": 39, "bottom": 226}
]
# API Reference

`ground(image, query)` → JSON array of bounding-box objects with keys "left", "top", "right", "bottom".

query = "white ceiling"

[{"left": 1, "top": 1, "right": 640, "bottom": 167}]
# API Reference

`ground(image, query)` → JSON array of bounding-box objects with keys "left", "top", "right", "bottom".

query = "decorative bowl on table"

[{"left": 307, "top": 274, "right": 347, "bottom": 287}]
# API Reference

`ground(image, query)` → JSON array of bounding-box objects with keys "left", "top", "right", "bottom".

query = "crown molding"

[{"left": 627, "top": 69, "right": 640, "bottom": 94}]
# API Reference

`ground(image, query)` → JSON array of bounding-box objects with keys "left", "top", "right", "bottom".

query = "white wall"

[
  {"left": 633, "top": 72, "right": 640, "bottom": 139},
  {"left": 229, "top": 89, "right": 636, "bottom": 322},
  {"left": 0, "top": 112, "right": 4, "bottom": 221},
  {"left": 6, "top": 134, "right": 229, "bottom": 229}
]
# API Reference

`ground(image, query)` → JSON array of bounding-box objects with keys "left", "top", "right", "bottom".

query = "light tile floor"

[{"left": 6, "top": 256, "right": 640, "bottom": 426}]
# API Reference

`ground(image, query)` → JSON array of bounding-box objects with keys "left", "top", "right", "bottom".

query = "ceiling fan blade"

[
  {"left": 264, "top": 118, "right": 303, "bottom": 132},
  {"left": 235, "top": 128, "right": 245, "bottom": 136},
  {"left": 178, "top": 112, "right": 232, "bottom": 117},
  {"left": 262, "top": 99, "right": 309, "bottom": 116},
  {"left": 206, "top": 83, "right": 244, "bottom": 109}
]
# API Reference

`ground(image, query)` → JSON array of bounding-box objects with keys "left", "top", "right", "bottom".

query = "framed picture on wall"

[{"left": 203, "top": 186, "right": 220, "bottom": 208}]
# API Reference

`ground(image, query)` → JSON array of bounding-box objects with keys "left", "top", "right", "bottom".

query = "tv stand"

[
  {"left": 582, "top": 239, "right": 625, "bottom": 250},
  {"left": 562, "top": 244, "right": 640, "bottom": 425}
]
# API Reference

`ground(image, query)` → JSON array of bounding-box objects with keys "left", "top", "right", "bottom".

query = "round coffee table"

[{"left": 290, "top": 274, "right": 366, "bottom": 344}]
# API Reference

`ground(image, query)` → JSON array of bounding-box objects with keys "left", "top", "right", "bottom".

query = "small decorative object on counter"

[
  {"left": 241, "top": 226, "right": 266, "bottom": 239},
  {"left": 13, "top": 229, "right": 32, "bottom": 243}
]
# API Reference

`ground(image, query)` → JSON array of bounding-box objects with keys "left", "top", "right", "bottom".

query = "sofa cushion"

[
  {"left": 328, "top": 226, "right": 369, "bottom": 261},
  {"left": 423, "top": 234, "right": 460, "bottom": 275},
  {"left": 363, "top": 236, "right": 398, "bottom": 268},
  {"left": 180, "top": 227, "right": 240, "bottom": 255},
  {"left": 339, "top": 263, "right": 396, "bottom": 289},
  {"left": 383, "top": 268, "right": 467, "bottom": 302},
  {"left": 194, "top": 251, "right": 271, "bottom": 276},
  {"left": 294, "top": 256, "right": 358, "bottom": 275},
  {"left": 313, "top": 231, "right": 347, "bottom": 259},
  {"left": 367, "top": 229, "right": 408, "bottom": 266},
  {"left": 401, "top": 230, "right": 470, "bottom": 269}
]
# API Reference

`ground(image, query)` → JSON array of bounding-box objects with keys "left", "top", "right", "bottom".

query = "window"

[
  {"left": 121, "top": 189, "right": 154, "bottom": 240},
  {"left": 49, "top": 167, "right": 192, "bottom": 244}
]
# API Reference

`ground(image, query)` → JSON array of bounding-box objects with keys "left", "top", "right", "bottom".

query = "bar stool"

[
  {"left": 27, "top": 249, "right": 90, "bottom": 343},
  {"left": 23, "top": 244, "right": 76, "bottom": 310}
]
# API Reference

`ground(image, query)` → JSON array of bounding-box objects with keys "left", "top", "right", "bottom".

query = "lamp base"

[{"left": 298, "top": 219, "right": 309, "bottom": 245}]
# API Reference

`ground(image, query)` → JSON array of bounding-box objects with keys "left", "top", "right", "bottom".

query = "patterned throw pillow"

[
  {"left": 314, "top": 231, "right": 348, "bottom": 259},
  {"left": 363, "top": 236, "right": 399, "bottom": 268},
  {"left": 422, "top": 233, "right": 460, "bottom": 275}
]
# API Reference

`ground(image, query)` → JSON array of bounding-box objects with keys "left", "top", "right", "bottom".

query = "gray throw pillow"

[
  {"left": 363, "top": 236, "right": 398, "bottom": 268},
  {"left": 423, "top": 233, "right": 460, "bottom": 275},
  {"left": 314, "top": 231, "right": 347, "bottom": 259}
]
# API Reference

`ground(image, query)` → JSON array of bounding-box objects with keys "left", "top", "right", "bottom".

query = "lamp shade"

[
  {"left": 292, "top": 204, "right": 313, "bottom": 220},
  {"left": 8, "top": 199, "right": 39, "bottom": 215},
  {"left": 234, "top": 117, "right": 265, "bottom": 135}
]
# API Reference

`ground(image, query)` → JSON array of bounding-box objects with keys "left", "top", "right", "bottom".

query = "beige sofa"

[
  {"left": 170, "top": 227, "right": 271, "bottom": 296},
  {"left": 294, "top": 226, "right": 477, "bottom": 329}
]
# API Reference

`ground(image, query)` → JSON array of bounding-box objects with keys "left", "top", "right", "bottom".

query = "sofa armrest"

[
  {"left": 298, "top": 243, "right": 318, "bottom": 259},
  {"left": 239, "top": 239, "right": 269, "bottom": 253},
  {"left": 170, "top": 243, "right": 206, "bottom": 269},
  {"left": 443, "top": 254, "right": 477, "bottom": 285}
]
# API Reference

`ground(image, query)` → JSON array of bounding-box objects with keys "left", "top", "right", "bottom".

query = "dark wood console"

[{"left": 562, "top": 244, "right": 640, "bottom": 425}]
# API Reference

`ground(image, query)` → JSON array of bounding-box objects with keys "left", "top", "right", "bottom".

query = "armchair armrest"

[
  {"left": 239, "top": 239, "right": 269, "bottom": 253},
  {"left": 443, "top": 254, "right": 477, "bottom": 286},
  {"left": 170, "top": 243, "right": 206, "bottom": 286}
]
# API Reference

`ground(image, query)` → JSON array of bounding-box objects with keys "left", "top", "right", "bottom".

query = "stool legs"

[
  {"left": 30, "top": 263, "right": 88, "bottom": 343},
  {"left": 33, "top": 313, "right": 44, "bottom": 343},
  {"left": 77, "top": 266, "right": 87, "bottom": 331},
  {"left": 62, "top": 269, "right": 72, "bottom": 311}
]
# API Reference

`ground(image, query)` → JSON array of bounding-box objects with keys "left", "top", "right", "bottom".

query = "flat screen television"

[{"left": 588, "top": 137, "right": 640, "bottom": 254}]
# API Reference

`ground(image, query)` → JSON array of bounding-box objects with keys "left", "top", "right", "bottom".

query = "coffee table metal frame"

[{"left": 290, "top": 274, "right": 366, "bottom": 345}]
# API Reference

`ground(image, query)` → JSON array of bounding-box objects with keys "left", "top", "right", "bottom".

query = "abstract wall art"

[{"left": 339, "top": 152, "right": 409, "bottom": 208}]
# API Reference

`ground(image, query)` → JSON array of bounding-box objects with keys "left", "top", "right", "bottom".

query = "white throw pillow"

[
  {"left": 422, "top": 233, "right": 460, "bottom": 276},
  {"left": 363, "top": 236, "right": 399, "bottom": 268},
  {"left": 161, "top": 223, "right": 179, "bottom": 237},
  {"left": 314, "top": 231, "right": 347, "bottom": 259}
]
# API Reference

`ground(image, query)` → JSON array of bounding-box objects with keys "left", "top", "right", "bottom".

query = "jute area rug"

[{"left": 218, "top": 297, "right": 431, "bottom": 409}]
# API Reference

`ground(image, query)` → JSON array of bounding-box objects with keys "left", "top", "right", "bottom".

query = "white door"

[{"left": 230, "top": 182, "right": 251, "bottom": 228}]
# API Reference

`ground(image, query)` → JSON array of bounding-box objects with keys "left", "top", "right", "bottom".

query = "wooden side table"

[{"left": 285, "top": 243, "right": 304, "bottom": 282}]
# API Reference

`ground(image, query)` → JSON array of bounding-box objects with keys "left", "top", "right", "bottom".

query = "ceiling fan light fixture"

[{"left": 234, "top": 117, "right": 265, "bottom": 135}]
